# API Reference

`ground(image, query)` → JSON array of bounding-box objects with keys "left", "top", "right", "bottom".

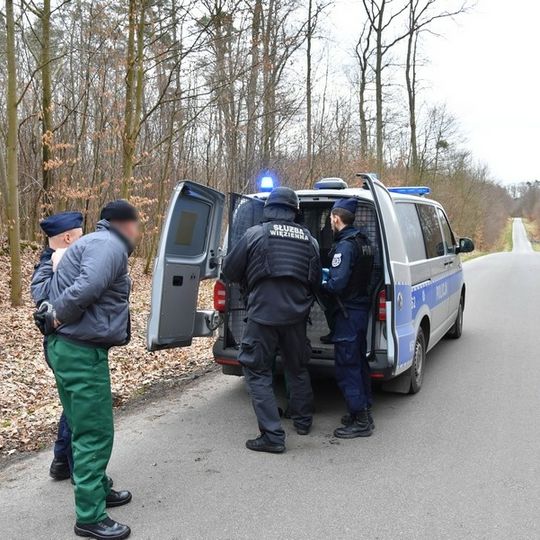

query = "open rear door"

[
  {"left": 147, "top": 181, "right": 225, "bottom": 351},
  {"left": 358, "top": 173, "right": 414, "bottom": 372}
]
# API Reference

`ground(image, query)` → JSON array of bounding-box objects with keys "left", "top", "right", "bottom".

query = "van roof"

[{"left": 252, "top": 187, "right": 439, "bottom": 206}]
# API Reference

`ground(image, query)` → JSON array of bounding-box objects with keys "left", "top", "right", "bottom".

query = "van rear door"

[
  {"left": 223, "top": 193, "right": 265, "bottom": 348},
  {"left": 358, "top": 174, "right": 415, "bottom": 373},
  {"left": 147, "top": 181, "right": 225, "bottom": 351}
]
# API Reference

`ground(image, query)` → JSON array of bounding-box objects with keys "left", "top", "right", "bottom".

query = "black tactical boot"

[
  {"left": 74, "top": 517, "right": 131, "bottom": 539},
  {"left": 334, "top": 410, "right": 373, "bottom": 439},
  {"left": 49, "top": 457, "right": 70, "bottom": 480},
  {"left": 341, "top": 409, "right": 375, "bottom": 430},
  {"left": 106, "top": 489, "right": 132, "bottom": 508},
  {"left": 246, "top": 435, "right": 285, "bottom": 454},
  {"left": 295, "top": 423, "right": 312, "bottom": 436}
]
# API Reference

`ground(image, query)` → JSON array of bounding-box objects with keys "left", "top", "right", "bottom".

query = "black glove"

[{"left": 33, "top": 301, "right": 57, "bottom": 336}]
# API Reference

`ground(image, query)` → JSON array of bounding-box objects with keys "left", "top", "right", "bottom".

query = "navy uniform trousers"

[
  {"left": 240, "top": 319, "right": 314, "bottom": 445},
  {"left": 333, "top": 306, "right": 372, "bottom": 414},
  {"left": 44, "top": 336, "right": 74, "bottom": 472}
]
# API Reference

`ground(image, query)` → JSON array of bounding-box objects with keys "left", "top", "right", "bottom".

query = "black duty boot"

[
  {"left": 334, "top": 410, "right": 373, "bottom": 439},
  {"left": 341, "top": 409, "right": 375, "bottom": 430},
  {"left": 106, "top": 489, "right": 132, "bottom": 508},
  {"left": 49, "top": 458, "right": 70, "bottom": 480},
  {"left": 246, "top": 435, "right": 285, "bottom": 454},
  {"left": 295, "top": 423, "right": 311, "bottom": 436},
  {"left": 74, "top": 517, "right": 131, "bottom": 539}
]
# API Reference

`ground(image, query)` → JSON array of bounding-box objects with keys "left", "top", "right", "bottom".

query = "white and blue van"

[{"left": 147, "top": 174, "right": 474, "bottom": 393}]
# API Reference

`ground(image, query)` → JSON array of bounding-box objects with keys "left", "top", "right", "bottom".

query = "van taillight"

[
  {"left": 214, "top": 280, "right": 226, "bottom": 312},
  {"left": 378, "top": 289, "right": 387, "bottom": 321}
]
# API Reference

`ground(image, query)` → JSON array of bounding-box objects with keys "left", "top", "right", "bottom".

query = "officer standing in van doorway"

[
  {"left": 31, "top": 212, "right": 83, "bottom": 480},
  {"left": 223, "top": 187, "right": 322, "bottom": 454},
  {"left": 321, "top": 198, "right": 375, "bottom": 439}
]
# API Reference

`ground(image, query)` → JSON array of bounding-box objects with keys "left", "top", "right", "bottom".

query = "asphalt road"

[{"left": 1, "top": 218, "right": 539, "bottom": 540}]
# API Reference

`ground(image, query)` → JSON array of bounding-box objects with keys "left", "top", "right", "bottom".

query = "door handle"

[{"left": 444, "top": 260, "right": 454, "bottom": 266}]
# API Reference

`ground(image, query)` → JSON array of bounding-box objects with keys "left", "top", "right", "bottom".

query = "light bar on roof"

[{"left": 388, "top": 186, "right": 431, "bottom": 197}]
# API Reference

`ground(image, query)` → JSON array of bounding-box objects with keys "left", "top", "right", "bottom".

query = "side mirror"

[{"left": 458, "top": 237, "right": 475, "bottom": 254}]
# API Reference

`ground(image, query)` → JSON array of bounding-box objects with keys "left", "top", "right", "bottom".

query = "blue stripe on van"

[{"left": 394, "top": 268, "right": 463, "bottom": 367}]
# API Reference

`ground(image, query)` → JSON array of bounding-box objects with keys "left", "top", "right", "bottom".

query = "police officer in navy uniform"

[
  {"left": 31, "top": 211, "right": 84, "bottom": 479},
  {"left": 321, "top": 198, "right": 375, "bottom": 438},
  {"left": 223, "top": 187, "right": 321, "bottom": 453}
]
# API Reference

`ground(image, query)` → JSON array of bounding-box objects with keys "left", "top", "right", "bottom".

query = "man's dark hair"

[{"left": 331, "top": 207, "right": 355, "bottom": 226}]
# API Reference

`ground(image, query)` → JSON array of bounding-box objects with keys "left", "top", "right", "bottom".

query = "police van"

[{"left": 147, "top": 174, "right": 474, "bottom": 393}]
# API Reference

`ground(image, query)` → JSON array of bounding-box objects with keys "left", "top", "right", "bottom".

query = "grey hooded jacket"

[{"left": 48, "top": 220, "right": 132, "bottom": 347}]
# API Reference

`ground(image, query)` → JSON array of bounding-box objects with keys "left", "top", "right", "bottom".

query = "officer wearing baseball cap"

[
  {"left": 223, "top": 187, "right": 322, "bottom": 453},
  {"left": 321, "top": 198, "right": 375, "bottom": 439},
  {"left": 43, "top": 200, "right": 139, "bottom": 539},
  {"left": 31, "top": 211, "right": 83, "bottom": 480}
]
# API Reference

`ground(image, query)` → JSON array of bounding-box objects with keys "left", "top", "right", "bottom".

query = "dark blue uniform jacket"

[{"left": 322, "top": 225, "right": 370, "bottom": 309}]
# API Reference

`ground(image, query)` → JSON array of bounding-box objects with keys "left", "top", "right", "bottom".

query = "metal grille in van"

[{"left": 225, "top": 200, "right": 382, "bottom": 350}]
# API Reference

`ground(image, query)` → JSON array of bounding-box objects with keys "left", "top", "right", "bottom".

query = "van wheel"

[
  {"left": 446, "top": 298, "right": 464, "bottom": 339},
  {"left": 409, "top": 328, "right": 426, "bottom": 394}
]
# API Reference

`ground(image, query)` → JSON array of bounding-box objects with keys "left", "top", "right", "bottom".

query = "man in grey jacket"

[{"left": 46, "top": 200, "right": 139, "bottom": 540}]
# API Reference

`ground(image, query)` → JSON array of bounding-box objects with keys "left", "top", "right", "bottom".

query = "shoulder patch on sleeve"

[{"left": 332, "top": 253, "right": 342, "bottom": 267}]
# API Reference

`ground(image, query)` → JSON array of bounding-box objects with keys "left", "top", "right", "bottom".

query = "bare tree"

[
  {"left": 5, "top": 0, "right": 23, "bottom": 305},
  {"left": 405, "top": 0, "right": 469, "bottom": 177}
]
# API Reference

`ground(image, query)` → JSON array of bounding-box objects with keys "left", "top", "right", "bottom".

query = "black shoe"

[
  {"left": 334, "top": 410, "right": 373, "bottom": 439},
  {"left": 295, "top": 424, "right": 311, "bottom": 436},
  {"left": 320, "top": 333, "right": 334, "bottom": 344},
  {"left": 341, "top": 410, "right": 375, "bottom": 430},
  {"left": 49, "top": 458, "right": 71, "bottom": 480},
  {"left": 74, "top": 517, "right": 131, "bottom": 539},
  {"left": 106, "top": 489, "right": 132, "bottom": 508},
  {"left": 246, "top": 435, "right": 285, "bottom": 454}
]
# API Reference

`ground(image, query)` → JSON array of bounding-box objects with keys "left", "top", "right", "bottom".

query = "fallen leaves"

[{"left": 0, "top": 247, "right": 215, "bottom": 460}]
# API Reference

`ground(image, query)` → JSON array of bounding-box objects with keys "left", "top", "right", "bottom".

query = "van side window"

[
  {"left": 416, "top": 204, "right": 445, "bottom": 258},
  {"left": 395, "top": 203, "right": 427, "bottom": 262},
  {"left": 436, "top": 207, "right": 456, "bottom": 254}
]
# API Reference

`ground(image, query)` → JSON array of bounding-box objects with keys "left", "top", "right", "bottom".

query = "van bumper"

[{"left": 213, "top": 340, "right": 394, "bottom": 380}]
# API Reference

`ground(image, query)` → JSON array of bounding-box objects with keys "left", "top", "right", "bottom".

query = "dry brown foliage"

[{"left": 0, "top": 247, "right": 215, "bottom": 459}]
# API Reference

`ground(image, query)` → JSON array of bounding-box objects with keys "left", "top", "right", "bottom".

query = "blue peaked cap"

[
  {"left": 332, "top": 198, "right": 358, "bottom": 215},
  {"left": 40, "top": 211, "right": 83, "bottom": 237}
]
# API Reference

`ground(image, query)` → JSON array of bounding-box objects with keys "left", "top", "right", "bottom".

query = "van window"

[
  {"left": 395, "top": 203, "right": 427, "bottom": 262},
  {"left": 436, "top": 207, "right": 456, "bottom": 254},
  {"left": 416, "top": 204, "right": 445, "bottom": 258}
]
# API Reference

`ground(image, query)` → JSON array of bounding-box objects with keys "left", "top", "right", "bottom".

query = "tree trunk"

[
  {"left": 306, "top": 0, "right": 313, "bottom": 183},
  {"left": 405, "top": 5, "right": 419, "bottom": 178},
  {"left": 5, "top": 0, "right": 23, "bottom": 306},
  {"left": 374, "top": 2, "right": 385, "bottom": 176},
  {"left": 41, "top": 0, "right": 54, "bottom": 208},
  {"left": 244, "top": 0, "right": 262, "bottom": 185},
  {"left": 121, "top": 0, "right": 138, "bottom": 198}
]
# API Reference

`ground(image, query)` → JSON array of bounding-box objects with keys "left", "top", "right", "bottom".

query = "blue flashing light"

[
  {"left": 388, "top": 186, "right": 431, "bottom": 197},
  {"left": 260, "top": 176, "right": 275, "bottom": 192}
]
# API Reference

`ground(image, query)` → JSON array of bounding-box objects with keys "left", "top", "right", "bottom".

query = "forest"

[{"left": 0, "top": 0, "right": 515, "bottom": 306}]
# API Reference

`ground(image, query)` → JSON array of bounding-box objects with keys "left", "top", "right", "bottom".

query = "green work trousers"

[{"left": 47, "top": 335, "right": 113, "bottom": 524}]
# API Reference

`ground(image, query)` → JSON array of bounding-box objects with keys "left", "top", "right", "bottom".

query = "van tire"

[
  {"left": 446, "top": 298, "right": 464, "bottom": 339},
  {"left": 409, "top": 328, "right": 426, "bottom": 394}
]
